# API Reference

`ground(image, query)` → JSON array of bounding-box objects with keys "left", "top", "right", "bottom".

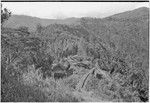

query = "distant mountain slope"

[
  {"left": 3, "top": 15, "right": 80, "bottom": 31},
  {"left": 104, "top": 7, "right": 149, "bottom": 21},
  {"left": 79, "top": 7, "right": 149, "bottom": 51}
]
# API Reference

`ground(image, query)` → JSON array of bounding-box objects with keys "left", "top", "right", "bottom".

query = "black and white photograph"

[{"left": 1, "top": 1, "right": 149, "bottom": 102}]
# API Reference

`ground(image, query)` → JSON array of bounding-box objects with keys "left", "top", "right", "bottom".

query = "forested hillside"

[
  {"left": 3, "top": 15, "right": 80, "bottom": 31},
  {"left": 1, "top": 7, "right": 149, "bottom": 102}
]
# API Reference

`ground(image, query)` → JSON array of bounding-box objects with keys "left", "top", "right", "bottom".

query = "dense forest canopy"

[{"left": 1, "top": 6, "right": 149, "bottom": 102}]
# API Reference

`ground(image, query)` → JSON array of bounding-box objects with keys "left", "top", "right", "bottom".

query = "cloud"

[{"left": 51, "top": 12, "right": 68, "bottom": 19}]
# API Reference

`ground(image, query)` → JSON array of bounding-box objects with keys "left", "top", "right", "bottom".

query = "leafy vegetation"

[
  {"left": 1, "top": 4, "right": 11, "bottom": 26},
  {"left": 1, "top": 6, "right": 149, "bottom": 102}
]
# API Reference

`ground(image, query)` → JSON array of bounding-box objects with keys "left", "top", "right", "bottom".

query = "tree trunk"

[{"left": 76, "top": 68, "right": 95, "bottom": 91}]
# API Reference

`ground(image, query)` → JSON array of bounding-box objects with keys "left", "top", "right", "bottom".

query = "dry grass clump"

[
  {"left": 22, "top": 65, "right": 43, "bottom": 86},
  {"left": 1, "top": 65, "right": 49, "bottom": 102},
  {"left": 83, "top": 75, "right": 121, "bottom": 102},
  {"left": 63, "top": 75, "right": 80, "bottom": 91}
]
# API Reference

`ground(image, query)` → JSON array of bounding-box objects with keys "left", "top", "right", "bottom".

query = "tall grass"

[{"left": 22, "top": 64, "right": 80, "bottom": 102}]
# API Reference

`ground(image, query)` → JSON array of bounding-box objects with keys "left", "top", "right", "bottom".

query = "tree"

[
  {"left": 1, "top": 4, "right": 11, "bottom": 26},
  {"left": 36, "top": 23, "right": 43, "bottom": 33}
]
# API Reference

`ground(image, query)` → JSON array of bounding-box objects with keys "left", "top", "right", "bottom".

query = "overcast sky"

[{"left": 2, "top": 2, "right": 149, "bottom": 19}]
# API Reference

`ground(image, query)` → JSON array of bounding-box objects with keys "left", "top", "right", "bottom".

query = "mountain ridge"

[
  {"left": 105, "top": 7, "right": 149, "bottom": 19},
  {"left": 3, "top": 7, "right": 149, "bottom": 31}
]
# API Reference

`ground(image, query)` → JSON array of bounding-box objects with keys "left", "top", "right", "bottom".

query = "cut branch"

[{"left": 76, "top": 68, "right": 95, "bottom": 91}]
